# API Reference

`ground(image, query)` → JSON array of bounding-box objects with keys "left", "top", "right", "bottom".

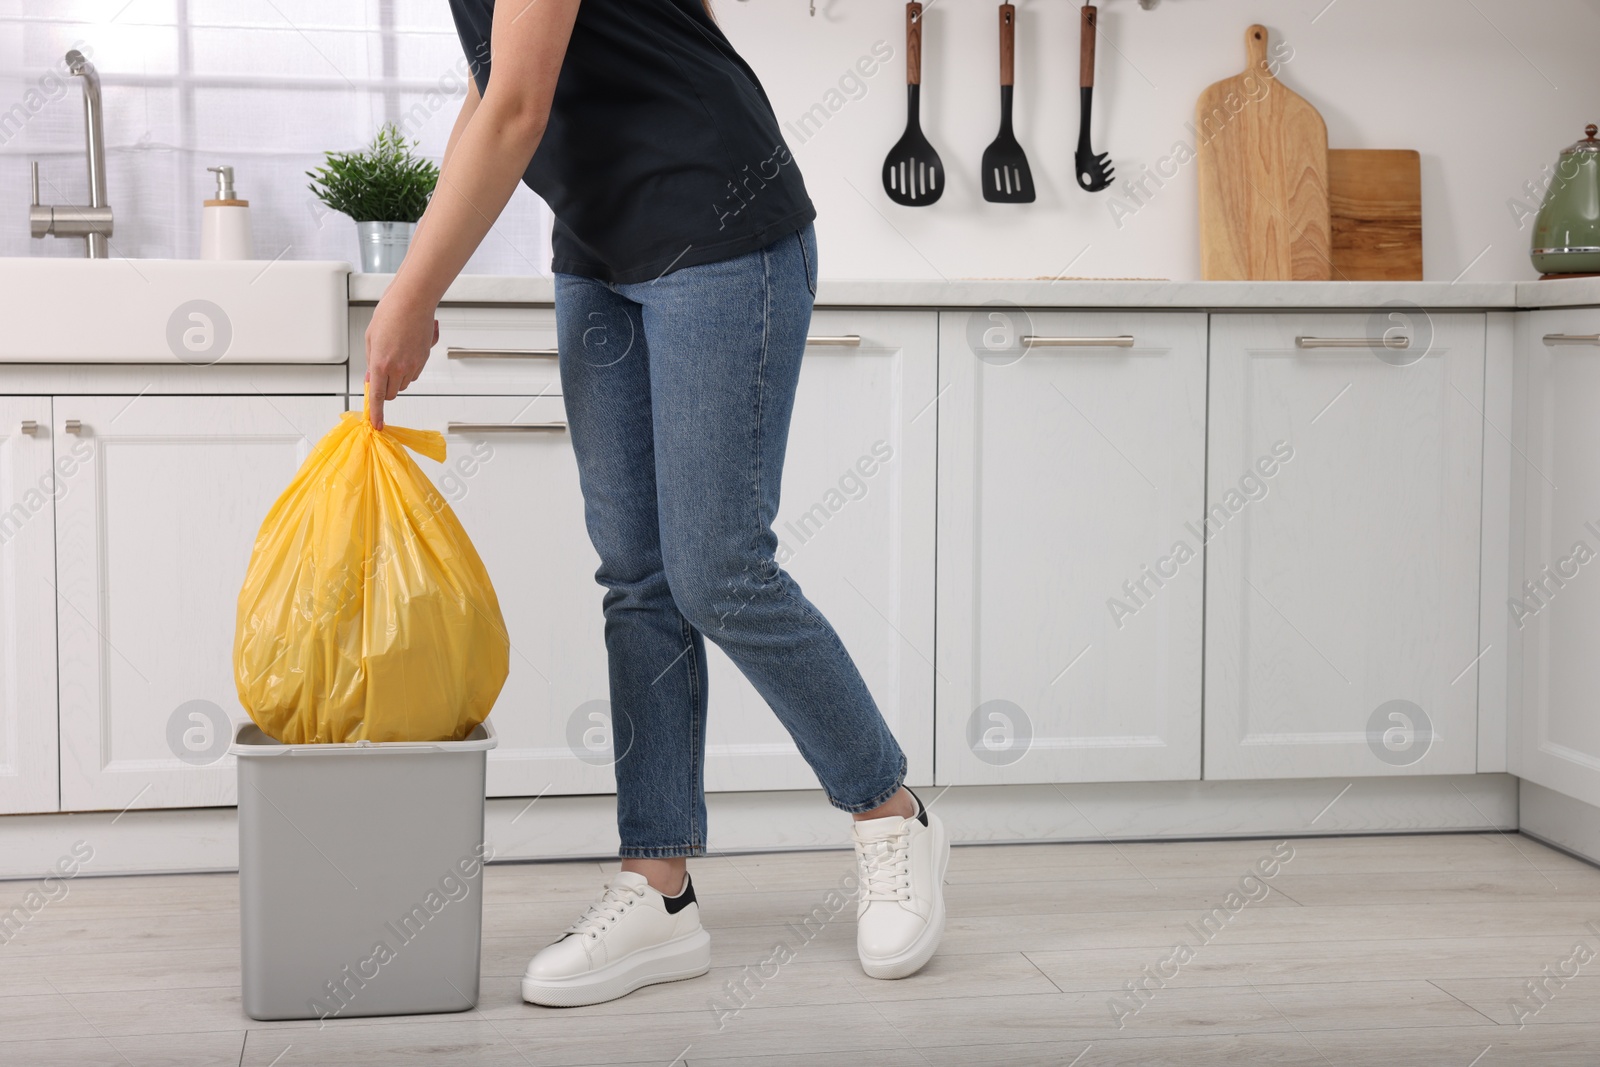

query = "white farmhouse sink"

[{"left": 0, "top": 258, "right": 349, "bottom": 363}]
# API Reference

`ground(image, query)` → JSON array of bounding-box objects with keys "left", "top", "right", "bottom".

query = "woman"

[{"left": 364, "top": 0, "right": 947, "bottom": 1007}]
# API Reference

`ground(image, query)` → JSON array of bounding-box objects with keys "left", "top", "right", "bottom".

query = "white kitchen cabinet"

[
  {"left": 385, "top": 308, "right": 937, "bottom": 798},
  {"left": 703, "top": 310, "right": 937, "bottom": 791},
  {"left": 1511, "top": 308, "right": 1600, "bottom": 809},
  {"left": 0, "top": 400, "right": 61, "bottom": 813},
  {"left": 55, "top": 396, "right": 342, "bottom": 811},
  {"left": 936, "top": 311, "right": 1208, "bottom": 785},
  {"left": 1205, "top": 313, "right": 1485, "bottom": 779},
  {"left": 371, "top": 393, "right": 613, "bottom": 798}
]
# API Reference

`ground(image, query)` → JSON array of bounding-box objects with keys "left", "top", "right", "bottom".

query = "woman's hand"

[{"left": 365, "top": 292, "right": 440, "bottom": 429}]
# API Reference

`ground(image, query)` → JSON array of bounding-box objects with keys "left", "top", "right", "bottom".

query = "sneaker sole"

[
  {"left": 859, "top": 815, "right": 951, "bottom": 980},
  {"left": 521, "top": 927, "right": 712, "bottom": 1007}
]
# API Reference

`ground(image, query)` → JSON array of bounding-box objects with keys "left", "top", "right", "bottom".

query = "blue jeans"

[{"left": 554, "top": 224, "right": 907, "bottom": 858}]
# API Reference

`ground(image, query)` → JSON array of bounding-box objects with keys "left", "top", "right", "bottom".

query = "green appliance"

[{"left": 1533, "top": 124, "right": 1600, "bottom": 275}]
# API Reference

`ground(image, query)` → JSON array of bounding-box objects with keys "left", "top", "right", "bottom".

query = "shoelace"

[
  {"left": 856, "top": 828, "right": 913, "bottom": 903},
  {"left": 563, "top": 878, "right": 649, "bottom": 940}
]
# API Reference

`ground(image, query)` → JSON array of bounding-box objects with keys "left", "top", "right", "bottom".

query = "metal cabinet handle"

[
  {"left": 64, "top": 419, "right": 83, "bottom": 434},
  {"left": 445, "top": 346, "right": 559, "bottom": 360},
  {"left": 1296, "top": 336, "right": 1410, "bottom": 350},
  {"left": 1543, "top": 333, "right": 1600, "bottom": 346},
  {"left": 1021, "top": 335, "right": 1135, "bottom": 348},
  {"left": 446, "top": 421, "right": 568, "bottom": 434},
  {"left": 20, "top": 420, "right": 38, "bottom": 436},
  {"left": 449, "top": 339, "right": 863, "bottom": 356}
]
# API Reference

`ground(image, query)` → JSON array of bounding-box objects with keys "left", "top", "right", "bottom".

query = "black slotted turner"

[
  {"left": 883, "top": 1, "right": 943, "bottom": 206},
  {"left": 981, "top": 3, "right": 1035, "bottom": 203}
]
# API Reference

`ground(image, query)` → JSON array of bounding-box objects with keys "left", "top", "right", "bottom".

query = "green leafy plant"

[{"left": 306, "top": 124, "right": 439, "bottom": 224}]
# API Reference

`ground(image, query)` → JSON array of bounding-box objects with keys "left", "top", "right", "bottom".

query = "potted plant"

[{"left": 307, "top": 124, "right": 440, "bottom": 273}]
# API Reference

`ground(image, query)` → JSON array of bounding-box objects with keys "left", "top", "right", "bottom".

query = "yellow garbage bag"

[{"left": 233, "top": 388, "right": 509, "bottom": 744}]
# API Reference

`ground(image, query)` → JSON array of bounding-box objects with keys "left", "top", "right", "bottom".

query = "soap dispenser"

[{"left": 201, "top": 165, "right": 253, "bottom": 260}]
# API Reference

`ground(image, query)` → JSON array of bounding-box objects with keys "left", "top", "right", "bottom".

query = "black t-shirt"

[{"left": 447, "top": 0, "right": 816, "bottom": 284}]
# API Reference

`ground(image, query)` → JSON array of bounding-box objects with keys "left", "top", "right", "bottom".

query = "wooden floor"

[{"left": 2, "top": 832, "right": 1599, "bottom": 1065}]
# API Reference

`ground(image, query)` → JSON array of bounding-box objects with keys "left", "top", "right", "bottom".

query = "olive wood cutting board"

[{"left": 1327, "top": 148, "right": 1423, "bottom": 281}]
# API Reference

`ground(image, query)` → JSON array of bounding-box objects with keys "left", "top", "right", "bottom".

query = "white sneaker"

[
  {"left": 851, "top": 789, "right": 949, "bottom": 979},
  {"left": 521, "top": 871, "right": 711, "bottom": 1007}
]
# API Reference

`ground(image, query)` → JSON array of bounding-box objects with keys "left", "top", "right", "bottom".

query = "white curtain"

[{"left": 0, "top": 0, "right": 553, "bottom": 272}]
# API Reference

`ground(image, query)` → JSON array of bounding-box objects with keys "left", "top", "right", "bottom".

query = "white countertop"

[
  {"left": 348, "top": 273, "right": 1600, "bottom": 310},
  {"left": 1516, "top": 276, "right": 1600, "bottom": 309}
]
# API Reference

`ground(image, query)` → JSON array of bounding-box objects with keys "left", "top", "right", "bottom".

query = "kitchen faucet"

[{"left": 29, "top": 48, "right": 113, "bottom": 258}]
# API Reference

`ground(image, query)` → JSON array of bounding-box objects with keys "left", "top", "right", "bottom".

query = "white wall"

[
  {"left": 6, "top": 1, "right": 1596, "bottom": 282},
  {"left": 716, "top": 0, "right": 1600, "bottom": 283}
]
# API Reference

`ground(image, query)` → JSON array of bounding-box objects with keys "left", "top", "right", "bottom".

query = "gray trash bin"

[{"left": 232, "top": 719, "right": 497, "bottom": 1022}]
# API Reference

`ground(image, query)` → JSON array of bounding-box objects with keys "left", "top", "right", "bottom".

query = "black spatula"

[
  {"left": 1075, "top": 4, "right": 1114, "bottom": 192},
  {"left": 981, "top": 3, "right": 1035, "bottom": 203},
  {"left": 883, "top": 1, "right": 943, "bottom": 206}
]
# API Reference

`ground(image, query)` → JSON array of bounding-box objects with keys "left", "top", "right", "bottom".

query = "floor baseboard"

[
  {"left": 0, "top": 773, "right": 1521, "bottom": 881},
  {"left": 1517, "top": 778, "right": 1600, "bottom": 869}
]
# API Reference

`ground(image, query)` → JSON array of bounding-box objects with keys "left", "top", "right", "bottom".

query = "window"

[{"left": 1, "top": 0, "right": 552, "bottom": 272}]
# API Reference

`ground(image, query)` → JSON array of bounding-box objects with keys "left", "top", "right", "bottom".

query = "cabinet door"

[
  {"left": 1512, "top": 309, "right": 1600, "bottom": 808},
  {"left": 1205, "top": 313, "right": 1485, "bottom": 779},
  {"left": 0, "top": 400, "right": 60, "bottom": 813},
  {"left": 55, "top": 396, "right": 342, "bottom": 810},
  {"left": 372, "top": 394, "right": 612, "bottom": 797},
  {"left": 702, "top": 310, "right": 937, "bottom": 791},
  {"left": 936, "top": 311, "right": 1207, "bottom": 784}
]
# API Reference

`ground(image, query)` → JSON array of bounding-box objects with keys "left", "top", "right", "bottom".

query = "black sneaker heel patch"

[
  {"left": 907, "top": 788, "right": 929, "bottom": 827},
  {"left": 663, "top": 874, "right": 697, "bottom": 915}
]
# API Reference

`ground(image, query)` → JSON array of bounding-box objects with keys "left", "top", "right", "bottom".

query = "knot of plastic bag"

[{"left": 353, "top": 382, "right": 446, "bottom": 463}]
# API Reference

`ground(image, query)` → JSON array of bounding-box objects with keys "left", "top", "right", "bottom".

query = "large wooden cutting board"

[
  {"left": 1328, "top": 149, "right": 1423, "bottom": 281},
  {"left": 1197, "top": 25, "right": 1330, "bottom": 281}
]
